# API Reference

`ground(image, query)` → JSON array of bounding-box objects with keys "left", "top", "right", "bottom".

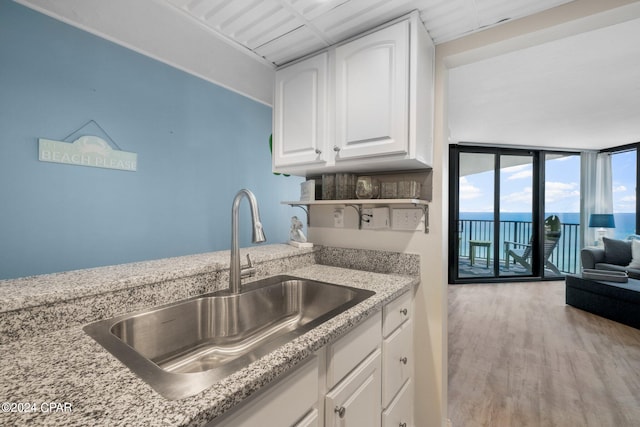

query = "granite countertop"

[
  {"left": 0, "top": 244, "right": 317, "bottom": 313},
  {"left": 0, "top": 263, "right": 417, "bottom": 426}
]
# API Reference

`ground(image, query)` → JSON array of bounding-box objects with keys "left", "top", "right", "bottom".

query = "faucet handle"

[{"left": 240, "top": 254, "right": 257, "bottom": 279}]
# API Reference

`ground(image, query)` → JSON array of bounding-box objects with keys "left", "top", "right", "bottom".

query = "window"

[{"left": 610, "top": 148, "right": 637, "bottom": 239}]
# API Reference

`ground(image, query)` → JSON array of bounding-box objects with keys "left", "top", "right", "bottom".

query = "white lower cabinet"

[
  {"left": 210, "top": 292, "right": 414, "bottom": 427},
  {"left": 212, "top": 356, "right": 319, "bottom": 427},
  {"left": 382, "top": 379, "right": 412, "bottom": 427},
  {"left": 382, "top": 318, "right": 413, "bottom": 407},
  {"left": 326, "top": 311, "right": 382, "bottom": 389},
  {"left": 295, "top": 409, "right": 320, "bottom": 427},
  {"left": 325, "top": 349, "right": 382, "bottom": 427},
  {"left": 382, "top": 291, "right": 414, "bottom": 426}
]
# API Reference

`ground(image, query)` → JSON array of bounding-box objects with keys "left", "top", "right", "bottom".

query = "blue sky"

[
  {"left": 459, "top": 152, "right": 637, "bottom": 213},
  {"left": 611, "top": 150, "right": 637, "bottom": 213}
]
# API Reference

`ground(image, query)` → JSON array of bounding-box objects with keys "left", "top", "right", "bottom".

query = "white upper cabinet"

[
  {"left": 272, "top": 12, "right": 434, "bottom": 177},
  {"left": 334, "top": 20, "right": 409, "bottom": 161},
  {"left": 273, "top": 52, "right": 328, "bottom": 169}
]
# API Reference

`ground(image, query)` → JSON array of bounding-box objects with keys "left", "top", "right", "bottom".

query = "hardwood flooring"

[{"left": 448, "top": 281, "right": 640, "bottom": 427}]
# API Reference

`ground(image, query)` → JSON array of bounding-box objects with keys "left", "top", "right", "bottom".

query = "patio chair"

[{"left": 504, "top": 215, "right": 562, "bottom": 274}]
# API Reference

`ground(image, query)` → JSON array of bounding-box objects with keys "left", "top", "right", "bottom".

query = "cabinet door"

[
  {"left": 212, "top": 356, "right": 318, "bottom": 427},
  {"left": 334, "top": 20, "right": 409, "bottom": 160},
  {"left": 327, "top": 311, "right": 381, "bottom": 389},
  {"left": 273, "top": 52, "right": 328, "bottom": 169},
  {"left": 326, "top": 348, "right": 382, "bottom": 427}
]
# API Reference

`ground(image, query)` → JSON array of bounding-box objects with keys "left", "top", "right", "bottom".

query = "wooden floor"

[{"left": 448, "top": 281, "right": 640, "bottom": 427}]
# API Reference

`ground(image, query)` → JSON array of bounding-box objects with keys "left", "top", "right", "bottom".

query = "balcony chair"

[{"left": 504, "top": 215, "right": 562, "bottom": 274}]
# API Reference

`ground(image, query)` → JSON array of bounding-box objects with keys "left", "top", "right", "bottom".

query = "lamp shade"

[{"left": 589, "top": 213, "right": 616, "bottom": 228}]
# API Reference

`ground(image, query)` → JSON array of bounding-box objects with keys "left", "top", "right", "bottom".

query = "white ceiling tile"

[
  {"left": 184, "top": 0, "right": 228, "bottom": 19},
  {"left": 284, "top": 0, "right": 351, "bottom": 21},
  {"left": 241, "top": 8, "right": 303, "bottom": 49},
  {"left": 165, "top": 0, "right": 192, "bottom": 8},
  {"left": 202, "top": 0, "right": 261, "bottom": 30},
  {"left": 162, "top": 0, "right": 576, "bottom": 64},
  {"left": 219, "top": 2, "right": 283, "bottom": 40},
  {"left": 253, "top": 25, "right": 327, "bottom": 65},
  {"left": 312, "top": 0, "right": 418, "bottom": 42}
]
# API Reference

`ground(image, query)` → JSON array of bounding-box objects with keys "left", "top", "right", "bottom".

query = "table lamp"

[{"left": 589, "top": 213, "right": 616, "bottom": 246}]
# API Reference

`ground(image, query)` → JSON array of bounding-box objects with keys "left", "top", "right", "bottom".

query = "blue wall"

[{"left": 0, "top": 1, "right": 302, "bottom": 279}]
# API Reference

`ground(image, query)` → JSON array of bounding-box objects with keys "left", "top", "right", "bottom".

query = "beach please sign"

[{"left": 38, "top": 135, "right": 137, "bottom": 172}]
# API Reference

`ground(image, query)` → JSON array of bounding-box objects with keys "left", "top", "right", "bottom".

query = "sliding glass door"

[
  {"left": 499, "top": 155, "right": 534, "bottom": 278},
  {"left": 450, "top": 146, "right": 580, "bottom": 283},
  {"left": 455, "top": 152, "right": 496, "bottom": 279},
  {"left": 452, "top": 148, "right": 535, "bottom": 280}
]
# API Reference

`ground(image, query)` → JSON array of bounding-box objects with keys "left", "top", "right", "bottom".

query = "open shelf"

[
  {"left": 282, "top": 199, "right": 429, "bottom": 233},
  {"left": 281, "top": 198, "right": 428, "bottom": 206}
]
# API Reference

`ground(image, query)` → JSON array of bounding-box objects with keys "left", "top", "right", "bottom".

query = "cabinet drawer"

[
  {"left": 325, "top": 348, "right": 382, "bottom": 427},
  {"left": 383, "top": 291, "right": 412, "bottom": 337},
  {"left": 382, "top": 318, "right": 413, "bottom": 408},
  {"left": 295, "top": 409, "right": 319, "bottom": 427},
  {"left": 213, "top": 356, "right": 319, "bottom": 427},
  {"left": 382, "top": 378, "right": 413, "bottom": 427},
  {"left": 327, "top": 311, "right": 382, "bottom": 389}
]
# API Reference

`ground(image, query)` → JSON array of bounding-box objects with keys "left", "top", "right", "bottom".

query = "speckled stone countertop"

[
  {"left": 0, "top": 246, "right": 418, "bottom": 426},
  {"left": 0, "top": 244, "right": 317, "bottom": 313},
  {"left": 0, "top": 245, "right": 319, "bottom": 343}
]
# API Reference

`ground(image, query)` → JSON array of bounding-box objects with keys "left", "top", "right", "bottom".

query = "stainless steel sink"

[{"left": 83, "top": 275, "right": 374, "bottom": 400}]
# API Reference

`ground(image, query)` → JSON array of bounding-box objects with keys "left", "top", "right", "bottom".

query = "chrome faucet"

[{"left": 229, "top": 189, "right": 266, "bottom": 294}]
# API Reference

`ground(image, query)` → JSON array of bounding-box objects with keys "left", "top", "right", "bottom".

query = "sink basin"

[{"left": 83, "top": 275, "right": 374, "bottom": 400}]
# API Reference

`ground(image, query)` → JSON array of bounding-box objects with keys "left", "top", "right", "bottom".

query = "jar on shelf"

[
  {"left": 398, "top": 180, "right": 421, "bottom": 198},
  {"left": 381, "top": 182, "right": 398, "bottom": 199},
  {"left": 322, "top": 174, "right": 336, "bottom": 200},
  {"left": 336, "top": 173, "right": 356, "bottom": 199},
  {"left": 355, "top": 176, "right": 379, "bottom": 199}
]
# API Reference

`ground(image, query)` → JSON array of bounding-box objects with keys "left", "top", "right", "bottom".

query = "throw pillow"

[
  {"left": 629, "top": 239, "right": 640, "bottom": 269},
  {"left": 603, "top": 237, "right": 632, "bottom": 265}
]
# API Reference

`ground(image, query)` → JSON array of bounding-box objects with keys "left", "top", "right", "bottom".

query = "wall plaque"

[{"left": 38, "top": 135, "right": 137, "bottom": 172}]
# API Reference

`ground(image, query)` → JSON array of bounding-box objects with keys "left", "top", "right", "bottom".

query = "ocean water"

[
  {"left": 459, "top": 212, "right": 636, "bottom": 240},
  {"left": 458, "top": 212, "right": 636, "bottom": 273}
]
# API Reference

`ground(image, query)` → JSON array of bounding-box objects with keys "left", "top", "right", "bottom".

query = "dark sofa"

[
  {"left": 571, "top": 237, "right": 640, "bottom": 329},
  {"left": 580, "top": 237, "right": 640, "bottom": 278}
]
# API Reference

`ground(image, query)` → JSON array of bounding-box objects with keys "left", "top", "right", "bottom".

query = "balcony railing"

[{"left": 458, "top": 219, "right": 580, "bottom": 274}]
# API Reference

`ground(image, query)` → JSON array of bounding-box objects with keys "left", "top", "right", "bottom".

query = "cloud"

[
  {"left": 545, "top": 181, "right": 580, "bottom": 203},
  {"left": 502, "top": 164, "right": 529, "bottom": 173},
  {"left": 613, "top": 185, "right": 628, "bottom": 193},
  {"left": 507, "top": 170, "right": 533, "bottom": 180},
  {"left": 501, "top": 186, "right": 532, "bottom": 204},
  {"left": 501, "top": 163, "right": 532, "bottom": 180},
  {"left": 459, "top": 176, "right": 482, "bottom": 200},
  {"left": 615, "top": 194, "right": 636, "bottom": 212}
]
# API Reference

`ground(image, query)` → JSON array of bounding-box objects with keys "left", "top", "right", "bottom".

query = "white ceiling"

[
  {"left": 448, "top": 15, "right": 640, "bottom": 150},
  {"left": 162, "top": 0, "right": 575, "bottom": 66}
]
